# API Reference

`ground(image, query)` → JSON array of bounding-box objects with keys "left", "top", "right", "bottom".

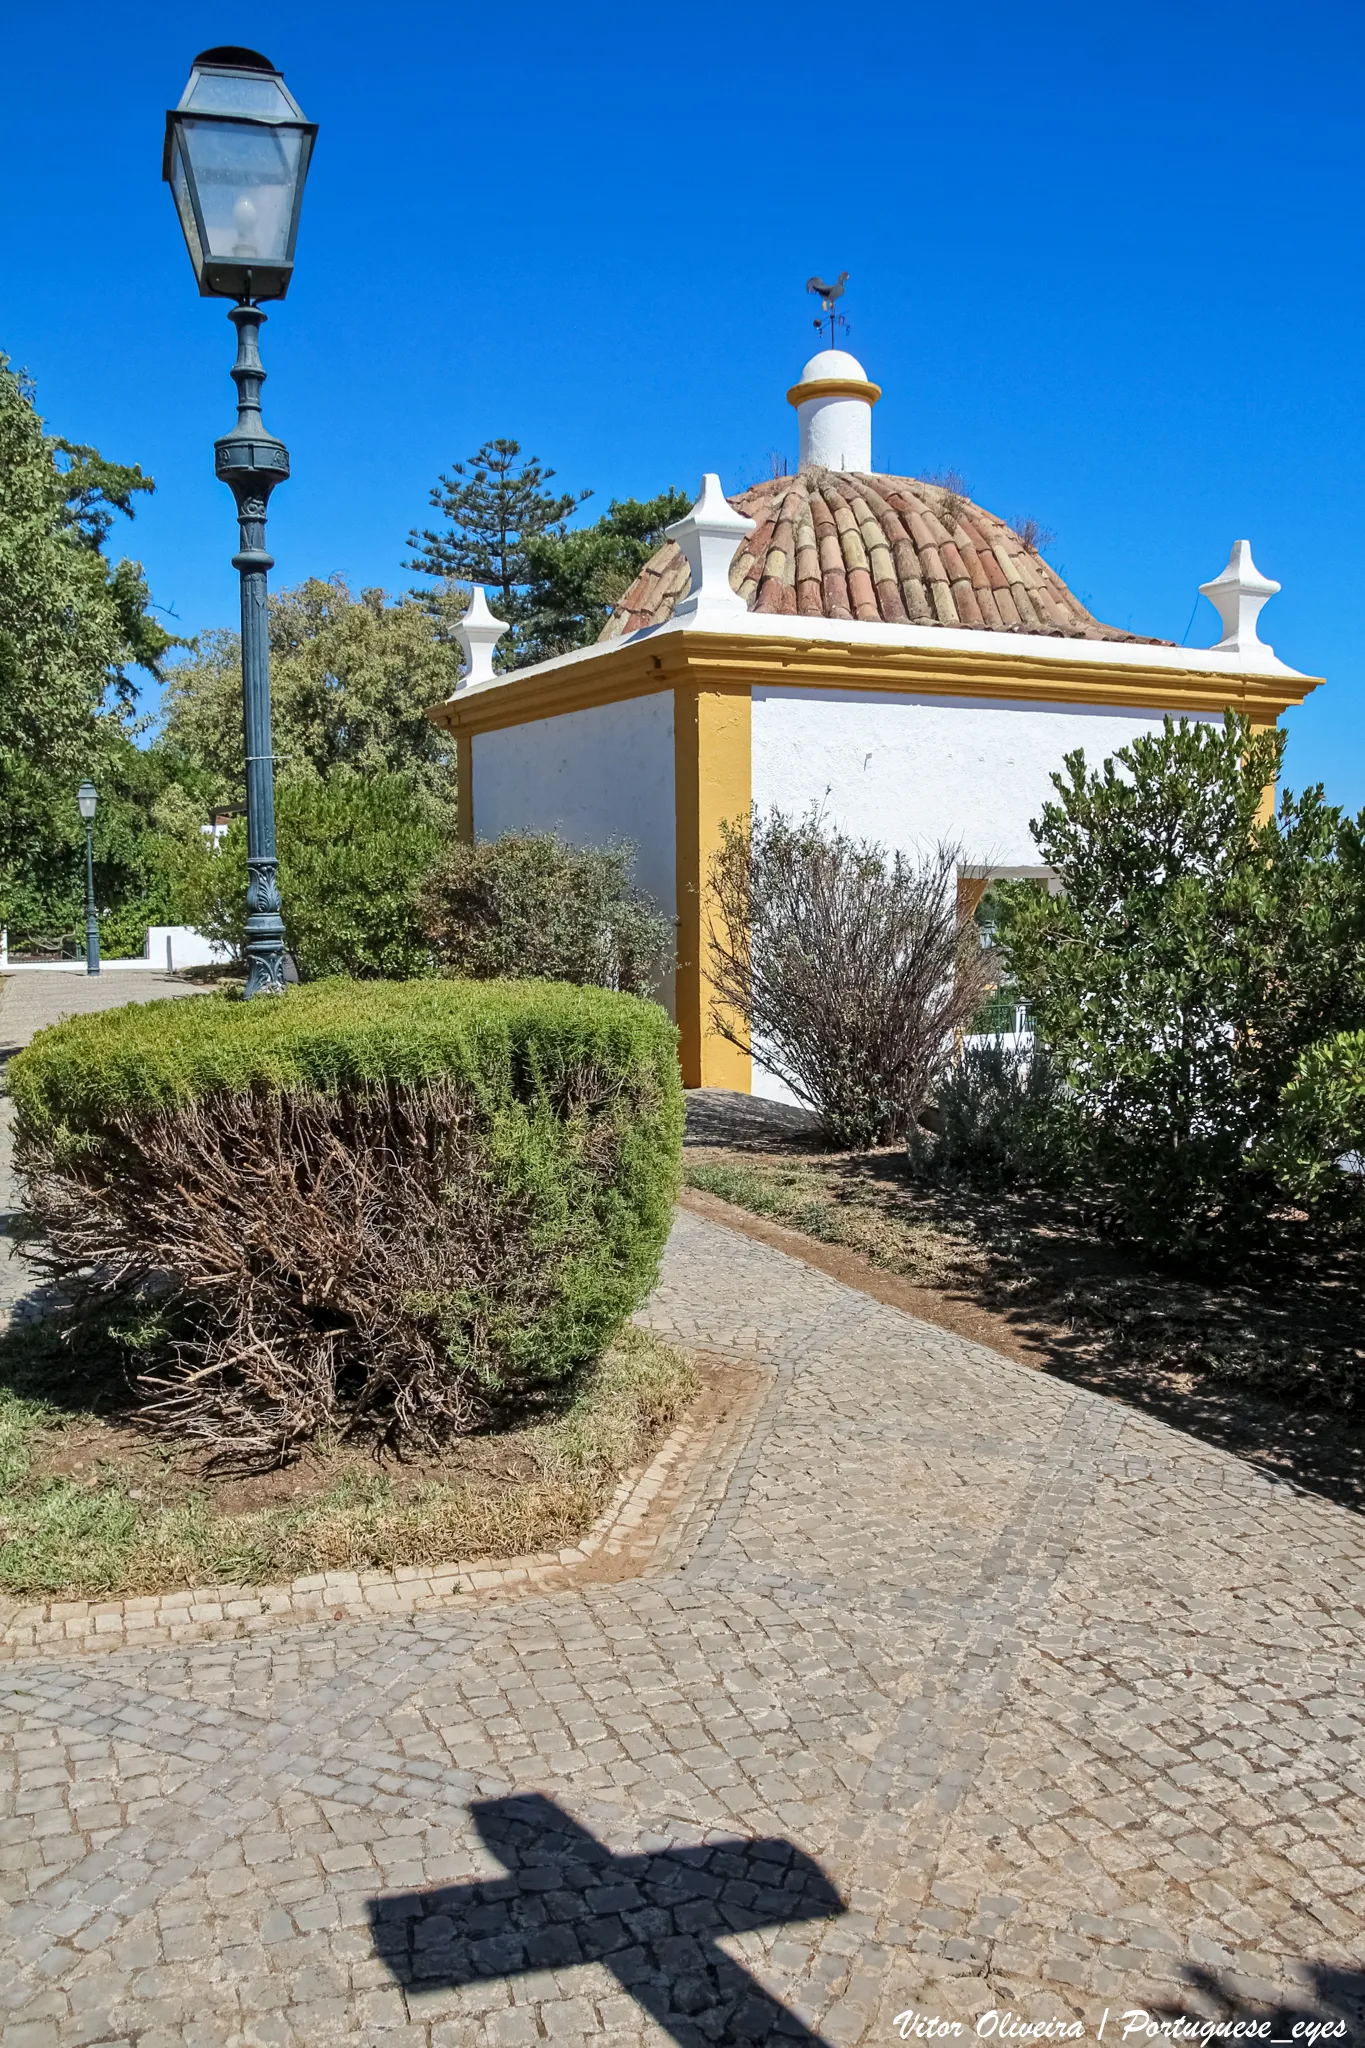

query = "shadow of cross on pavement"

[{"left": 367, "top": 1792, "right": 846, "bottom": 2045}]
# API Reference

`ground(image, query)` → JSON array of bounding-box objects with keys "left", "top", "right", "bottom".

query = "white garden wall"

[{"left": 472, "top": 691, "right": 677, "bottom": 1011}]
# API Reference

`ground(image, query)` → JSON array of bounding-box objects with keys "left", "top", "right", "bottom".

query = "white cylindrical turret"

[{"left": 787, "top": 348, "right": 881, "bottom": 472}]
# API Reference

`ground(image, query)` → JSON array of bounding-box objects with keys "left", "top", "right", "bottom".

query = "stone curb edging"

[{"left": 0, "top": 1392, "right": 736, "bottom": 1664}]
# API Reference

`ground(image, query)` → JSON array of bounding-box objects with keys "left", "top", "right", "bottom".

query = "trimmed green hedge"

[
  {"left": 12, "top": 980, "right": 683, "bottom": 1460},
  {"left": 11, "top": 977, "right": 675, "bottom": 1130}
]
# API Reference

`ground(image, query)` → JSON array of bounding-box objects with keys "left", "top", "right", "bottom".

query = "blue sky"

[{"left": 7, "top": 0, "right": 1363, "bottom": 803}]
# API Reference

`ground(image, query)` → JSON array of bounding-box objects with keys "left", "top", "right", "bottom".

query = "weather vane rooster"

[{"left": 806, "top": 271, "right": 850, "bottom": 348}]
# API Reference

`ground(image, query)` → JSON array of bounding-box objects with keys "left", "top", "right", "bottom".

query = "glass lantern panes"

[
  {"left": 177, "top": 120, "right": 304, "bottom": 264},
  {"left": 167, "top": 130, "right": 204, "bottom": 275},
  {"left": 183, "top": 70, "right": 297, "bottom": 118}
]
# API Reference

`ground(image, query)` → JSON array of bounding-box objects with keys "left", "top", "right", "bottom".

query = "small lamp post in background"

[
  {"left": 77, "top": 781, "right": 99, "bottom": 976},
  {"left": 162, "top": 48, "right": 316, "bottom": 996}
]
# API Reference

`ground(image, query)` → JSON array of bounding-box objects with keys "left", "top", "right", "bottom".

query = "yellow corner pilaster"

[
  {"left": 456, "top": 732, "right": 474, "bottom": 844},
  {"left": 674, "top": 683, "right": 752, "bottom": 1092},
  {"left": 1249, "top": 718, "right": 1278, "bottom": 825}
]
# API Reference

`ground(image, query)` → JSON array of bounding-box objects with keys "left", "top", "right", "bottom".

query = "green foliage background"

[
  {"left": 170, "top": 772, "right": 444, "bottom": 981},
  {"left": 521, "top": 490, "right": 692, "bottom": 661},
  {"left": 0, "top": 356, "right": 181, "bottom": 947},
  {"left": 157, "top": 576, "right": 461, "bottom": 806}
]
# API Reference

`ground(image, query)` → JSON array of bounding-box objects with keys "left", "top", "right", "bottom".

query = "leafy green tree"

[
  {"left": 993, "top": 715, "right": 1365, "bottom": 1255},
  {"left": 172, "top": 771, "right": 444, "bottom": 980},
  {"left": 521, "top": 490, "right": 693, "bottom": 662},
  {"left": 0, "top": 356, "right": 176, "bottom": 940},
  {"left": 157, "top": 576, "right": 460, "bottom": 806},
  {"left": 0, "top": 730, "right": 209, "bottom": 955},
  {"left": 406, "top": 438, "right": 590, "bottom": 665}
]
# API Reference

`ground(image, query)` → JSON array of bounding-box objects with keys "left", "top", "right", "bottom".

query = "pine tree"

[{"left": 407, "top": 439, "right": 590, "bottom": 665}]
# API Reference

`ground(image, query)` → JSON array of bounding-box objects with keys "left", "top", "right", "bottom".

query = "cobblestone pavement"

[
  {"left": 0, "top": 971, "right": 206, "bottom": 1323},
  {"left": 0, "top": 968, "right": 204, "bottom": 1053},
  {"left": 1, "top": 991, "right": 1362, "bottom": 2044}
]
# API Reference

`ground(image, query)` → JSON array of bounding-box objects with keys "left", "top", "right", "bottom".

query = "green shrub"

[
  {"left": 421, "top": 833, "right": 671, "bottom": 994},
  {"left": 910, "top": 1040, "right": 1072, "bottom": 1188},
  {"left": 173, "top": 771, "right": 443, "bottom": 980},
  {"left": 1258, "top": 1030, "right": 1365, "bottom": 1211},
  {"left": 993, "top": 715, "right": 1365, "bottom": 1256},
  {"left": 11, "top": 979, "right": 682, "bottom": 1463}
]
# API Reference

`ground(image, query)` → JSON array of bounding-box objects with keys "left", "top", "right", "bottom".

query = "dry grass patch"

[{"left": 0, "top": 1321, "right": 698, "bottom": 1602}]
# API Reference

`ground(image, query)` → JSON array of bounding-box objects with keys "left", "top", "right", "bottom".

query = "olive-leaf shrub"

[
  {"left": 421, "top": 833, "right": 671, "bottom": 995},
  {"left": 1257, "top": 1030, "right": 1365, "bottom": 1212},
  {"left": 992, "top": 715, "right": 1365, "bottom": 1255}
]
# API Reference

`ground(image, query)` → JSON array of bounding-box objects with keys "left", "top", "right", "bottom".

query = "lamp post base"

[
  {"left": 243, "top": 946, "right": 288, "bottom": 998},
  {"left": 242, "top": 854, "right": 288, "bottom": 997}
]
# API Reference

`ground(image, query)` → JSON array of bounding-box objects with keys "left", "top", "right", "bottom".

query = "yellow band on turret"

[{"left": 786, "top": 377, "right": 882, "bottom": 407}]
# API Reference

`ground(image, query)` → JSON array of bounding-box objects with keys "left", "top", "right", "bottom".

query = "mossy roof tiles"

[{"left": 598, "top": 470, "right": 1168, "bottom": 645}]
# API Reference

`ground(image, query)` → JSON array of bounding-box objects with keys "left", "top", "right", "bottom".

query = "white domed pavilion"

[{"left": 429, "top": 346, "right": 1321, "bottom": 1095}]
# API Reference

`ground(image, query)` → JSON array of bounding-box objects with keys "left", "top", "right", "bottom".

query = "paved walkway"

[
  {"left": 1, "top": 978, "right": 1362, "bottom": 2045},
  {"left": 0, "top": 971, "right": 205, "bottom": 1322}
]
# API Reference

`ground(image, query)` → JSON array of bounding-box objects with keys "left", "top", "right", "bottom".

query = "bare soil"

[
  {"left": 0, "top": 1316, "right": 703, "bottom": 1600},
  {"left": 30, "top": 1411, "right": 553, "bottom": 1515}
]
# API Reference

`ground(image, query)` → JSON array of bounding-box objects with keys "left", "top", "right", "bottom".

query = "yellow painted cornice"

[
  {"left": 427, "top": 630, "right": 1323, "bottom": 738},
  {"left": 786, "top": 377, "right": 882, "bottom": 407}
]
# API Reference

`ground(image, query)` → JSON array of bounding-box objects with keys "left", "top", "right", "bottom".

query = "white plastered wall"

[
  {"left": 748, "top": 686, "right": 1218, "bottom": 1102},
  {"left": 472, "top": 691, "right": 677, "bottom": 1012}
]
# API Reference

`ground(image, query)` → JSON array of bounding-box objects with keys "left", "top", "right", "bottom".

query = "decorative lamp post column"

[
  {"left": 162, "top": 48, "right": 317, "bottom": 996},
  {"left": 77, "top": 781, "right": 99, "bottom": 976}
]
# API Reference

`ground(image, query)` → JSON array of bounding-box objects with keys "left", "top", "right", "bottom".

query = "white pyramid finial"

[
  {"left": 1199, "top": 541, "right": 1280, "bottom": 663},
  {"left": 452, "top": 586, "right": 508, "bottom": 690},
  {"left": 666, "top": 475, "right": 757, "bottom": 621}
]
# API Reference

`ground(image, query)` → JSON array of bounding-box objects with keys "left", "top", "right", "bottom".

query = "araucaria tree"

[
  {"left": 407, "top": 439, "right": 590, "bottom": 666},
  {"left": 993, "top": 714, "right": 1365, "bottom": 1256},
  {"left": 707, "top": 808, "right": 991, "bottom": 1149}
]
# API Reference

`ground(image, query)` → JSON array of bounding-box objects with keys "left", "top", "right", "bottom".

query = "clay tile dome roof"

[{"left": 598, "top": 470, "right": 1169, "bottom": 645}]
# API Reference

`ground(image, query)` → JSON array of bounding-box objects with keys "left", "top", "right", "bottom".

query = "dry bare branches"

[
  {"left": 18, "top": 1079, "right": 620, "bottom": 1467},
  {"left": 707, "top": 808, "right": 992, "bottom": 1148}
]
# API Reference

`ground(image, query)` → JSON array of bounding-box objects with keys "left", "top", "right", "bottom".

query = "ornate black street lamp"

[
  {"left": 77, "top": 781, "right": 99, "bottom": 976},
  {"left": 163, "top": 49, "right": 316, "bottom": 996}
]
